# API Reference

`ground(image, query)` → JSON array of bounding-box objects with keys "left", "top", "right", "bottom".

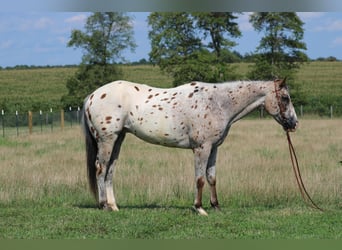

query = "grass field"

[{"left": 0, "top": 119, "right": 341, "bottom": 239}]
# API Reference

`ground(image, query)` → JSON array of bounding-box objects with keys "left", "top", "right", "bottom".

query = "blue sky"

[{"left": 0, "top": 12, "right": 342, "bottom": 67}]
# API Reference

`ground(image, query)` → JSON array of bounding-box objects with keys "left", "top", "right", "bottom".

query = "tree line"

[
  {"left": 1, "top": 54, "right": 340, "bottom": 71},
  {"left": 59, "top": 12, "right": 313, "bottom": 108}
]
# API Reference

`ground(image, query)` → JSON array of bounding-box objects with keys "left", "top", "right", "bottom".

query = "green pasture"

[{"left": 0, "top": 119, "right": 341, "bottom": 239}]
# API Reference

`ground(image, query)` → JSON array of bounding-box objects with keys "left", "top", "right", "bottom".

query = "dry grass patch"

[{"left": 0, "top": 119, "right": 341, "bottom": 209}]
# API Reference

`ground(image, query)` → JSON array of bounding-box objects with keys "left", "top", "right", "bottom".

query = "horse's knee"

[
  {"left": 196, "top": 176, "right": 205, "bottom": 189},
  {"left": 206, "top": 174, "right": 216, "bottom": 186}
]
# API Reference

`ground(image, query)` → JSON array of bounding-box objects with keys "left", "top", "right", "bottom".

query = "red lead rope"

[{"left": 286, "top": 131, "right": 324, "bottom": 212}]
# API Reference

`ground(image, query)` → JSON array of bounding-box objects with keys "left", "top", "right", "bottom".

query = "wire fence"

[
  {"left": 0, "top": 108, "right": 82, "bottom": 137},
  {"left": 0, "top": 105, "right": 341, "bottom": 137},
  {"left": 259, "top": 104, "right": 342, "bottom": 119}
]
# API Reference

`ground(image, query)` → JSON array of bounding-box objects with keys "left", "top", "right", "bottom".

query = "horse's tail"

[{"left": 82, "top": 99, "right": 98, "bottom": 200}]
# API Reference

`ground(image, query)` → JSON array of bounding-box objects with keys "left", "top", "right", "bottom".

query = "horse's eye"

[{"left": 281, "top": 95, "right": 290, "bottom": 103}]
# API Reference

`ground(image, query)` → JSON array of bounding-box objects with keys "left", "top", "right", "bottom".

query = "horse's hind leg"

[
  {"left": 96, "top": 140, "right": 114, "bottom": 210},
  {"left": 206, "top": 146, "right": 220, "bottom": 210},
  {"left": 96, "top": 132, "right": 125, "bottom": 211}
]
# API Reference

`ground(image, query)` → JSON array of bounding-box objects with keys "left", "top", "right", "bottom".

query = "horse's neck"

[{"left": 218, "top": 81, "right": 272, "bottom": 124}]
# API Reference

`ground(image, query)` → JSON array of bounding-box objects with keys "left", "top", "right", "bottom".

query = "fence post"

[
  {"left": 61, "top": 109, "right": 64, "bottom": 130},
  {"left": 69, "top": 107, "right": 73, "bottom": 127},
  {"left": 77, "top": 107, "right": 80, "bottom": 124},
  {"left": 260, "top": 106, "right": 264, "bottom": 119},
  {"left": 50, "top": 108, "right": 53, "bottom": 132},
  {"left": 15, "top": 110, "right": 19, "bottom": 136},
  {"left": 300, "top": 105, "right": 303, "bottom": 117},
  {"left": 28, "top": 111, "right": 33, "bottom": 135},
  {"left": 1, "top": 110, "right": 4, "bottom": 137},
  {"left": 330, "top": 105, "right": 333, "bottom": 119},
  {"left": 40, "top": 110, "right": 43, "bottom": 132}
]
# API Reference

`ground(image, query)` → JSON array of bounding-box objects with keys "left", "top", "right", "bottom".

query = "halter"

[{"left": 274, "top": 80, "right": 287, "bottom": 120}]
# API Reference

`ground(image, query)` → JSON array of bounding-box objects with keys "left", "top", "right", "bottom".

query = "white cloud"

[
  {"left": 314, "top": 19, "right": 342, "bottom": 32},
  {"left": 19, "top": 17, "right": 54, "bottom": 31},
  {"left": 326, "top": 20, "right": 342, "bottom": 31},
  {"left": 34, "top": 17, "right": 53, "bottom": 29},
  {"left": 332, "top": 37, "right": 342, "bottom": 47},
  {"left": 237, "top": 12, "right": 253, "bottom": 32},
  {"left": 297, "top": 12, "right": 325, "bottom": 22},
  {"left": 56, "top": 36, "right": 69, "bottom": 46},
  {"left": 0, "top": 40, "right": 13, "bottom": 49},
  {"left": 65, "top": 14, "right": 87, "bottom": 24}
]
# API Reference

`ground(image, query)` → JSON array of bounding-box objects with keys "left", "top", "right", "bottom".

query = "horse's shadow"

[{"left": 74, "top": 203, "right": 192, "bottom": 212}]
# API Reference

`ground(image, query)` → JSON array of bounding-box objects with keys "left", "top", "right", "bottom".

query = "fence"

[
  {"left": 259, "top": 104, "right": 342, "bottom": 119},
  {"left": 0, "top": 108, "right": 82, "bottom": 137},
  {"left": 0, "top": 105, "right": 341, "bottom": 137}
]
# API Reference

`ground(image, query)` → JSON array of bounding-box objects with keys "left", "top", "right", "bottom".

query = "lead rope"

[{"left": 286, "top": 131, "right": 324, "bottom": 212}]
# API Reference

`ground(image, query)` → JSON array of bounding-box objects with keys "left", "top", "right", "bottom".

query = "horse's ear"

[{"left": 279, "top": 77, "right": 287, "bottom": 88}]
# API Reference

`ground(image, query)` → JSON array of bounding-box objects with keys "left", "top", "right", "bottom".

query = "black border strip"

[{"left": 2, "top": 0, "right": 342, "bottom": 11}]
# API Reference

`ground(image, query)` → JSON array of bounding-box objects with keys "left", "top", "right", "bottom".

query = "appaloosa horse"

[{"left": 82, "top": 78, "right": 298, "bottom": 215}]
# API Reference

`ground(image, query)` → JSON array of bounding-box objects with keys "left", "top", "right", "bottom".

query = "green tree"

[
  {"left": 148, "top": 12, "right": 241, "bottom": 86},
  {"left": 247, "top": 12, "right": 308, "bottom": 80},
  {"left": 193, "top": 12, "right": 241, "bottom": 59},
  {"left": 62, "top": 12, "right": 136, "bottom": 108},
  {"left": 148, "top": 12, "right": 202, "bottom": 86}
]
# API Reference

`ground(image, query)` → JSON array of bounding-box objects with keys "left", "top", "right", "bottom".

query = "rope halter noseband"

[{"left": 274, "top": 79, "right": 287, "bottom": 122}]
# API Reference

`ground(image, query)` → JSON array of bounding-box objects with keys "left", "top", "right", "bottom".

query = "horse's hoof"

[
  {"left": 106, "top": 204, "right": 119, "bottom": 212},
  {"left": 192, "top": 206, "right": 208, "bottom": 216},
  {"left": 212, "top": 205, "right": 221, "bottom": 212},
  {"left": 100, "top": 203, "right": 119, "bottom": 211}
]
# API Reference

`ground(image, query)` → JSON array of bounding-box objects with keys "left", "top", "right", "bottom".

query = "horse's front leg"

[
  {"left": 206, "top": 146, "right": 220, "bottom": 211},
  {"left": 193, "top": 144, "right": 212, "bottom": 216}
]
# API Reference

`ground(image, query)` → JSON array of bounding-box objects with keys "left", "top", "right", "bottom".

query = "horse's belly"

[{"left": 125, "top": 118, "right": 190, "bottom": 148}]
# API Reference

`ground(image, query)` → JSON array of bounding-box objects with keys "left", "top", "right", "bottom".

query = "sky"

[{"left": 0, "top": 12, "right": 342, "bottom": 67}]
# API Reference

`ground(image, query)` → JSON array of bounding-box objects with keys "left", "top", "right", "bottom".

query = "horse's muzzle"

[{"left": 283, "top": 118, "right": 298, "bottom": 132}]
